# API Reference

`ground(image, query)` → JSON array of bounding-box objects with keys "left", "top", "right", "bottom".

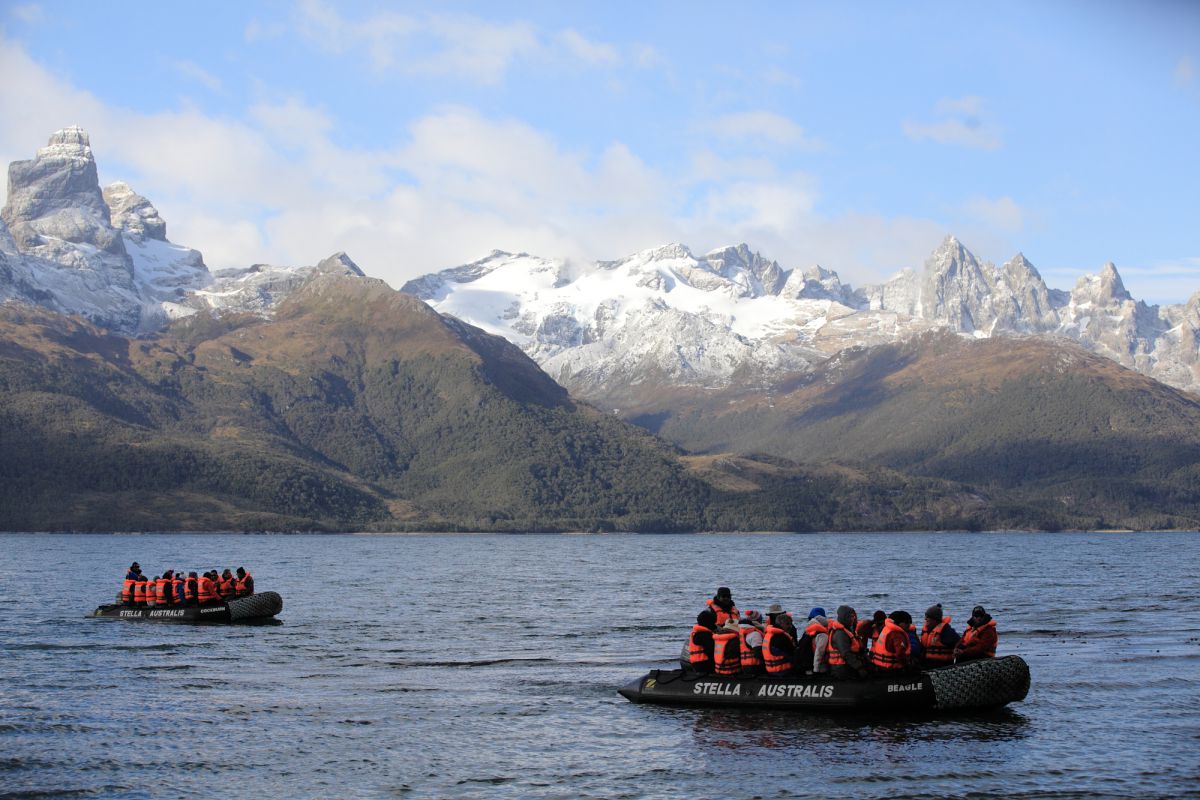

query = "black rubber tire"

[
  {"left": 928, "top": 655, "right": 1030, "bottom": 710},
  {"left": 227, "top": 591, "right": 283, "bottom": 622}
]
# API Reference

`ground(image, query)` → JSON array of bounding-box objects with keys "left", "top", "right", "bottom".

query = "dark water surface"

[{"left": 1, "top": 532, "right": 1198, "bottom": 799}]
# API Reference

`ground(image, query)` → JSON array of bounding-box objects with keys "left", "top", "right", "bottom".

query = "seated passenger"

[
  {"left": 920, "top": 604, "right": 960, "bottom": 667},
  {"left": 738, "top": 610, "right": 765, "bottom": 676},
  {"left": 956, "top": 605, "right": 998, "bottom": 662},
  {"left": 798, "top": 608, "right": 830, "bottom": 675},
  {"left": 763, "top": 604, "right": 797, "bottom": 676},
  {"left": 235, "top": 567, "right": 254, "bottom": 597},
  {"left": 218, "top": 569, "right": 237, "bottom": 600},
  {"left": 869, "top": 611, "right": 913, "bottom": 672},
  {"left": 172, "top": 572, "right": 185, "bottom": 605},
  {"left": 706, "top": 587, "right": 740, "bottom": 626},
  {"left": 713, "top": 620, "right": 742, "bottom": 676},
  {"left": 146, "top": 576, "right": 160, "bottom": 607},
  {"left": 857, "top": 609, "right": 886, "bottom": 652},
  {"left": 132, "top": 576, "right": 148, "bottom": 607},
  {"left": 156, "top": 571, "right": 173, "bottom": 607},
  {"left": 828, "top": 606, "right": 869, "bottom": 679},
  {"left": 687, "top": 609, "right": 718, "bottom": 674},
  {"left": 197, "top": 572, "right": 219, "bottom": 605},
  {"left": 184, "top": 572, "right": 199, "bottom": 606},
  {"left": 121, "top": 570, "right": 137, "bottom": 606}
]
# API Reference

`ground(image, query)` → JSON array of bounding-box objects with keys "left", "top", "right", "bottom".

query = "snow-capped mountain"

[
  {"left": 0, "top": 127, "right": 362, "bottom": 333},
  {"left": 0, "top": 127, "right": 209, "bottom": 332},
  {"left": 407, "top": 237, "right": 1200, "bottom": 403}
]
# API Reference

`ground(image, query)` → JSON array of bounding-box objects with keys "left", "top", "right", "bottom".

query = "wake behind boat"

[
  {"left": 619, "top": 655, "right": 1030, "bottom": 713},
  {"left": 91, "top": 591, "right": 283, "bottom": 625}
]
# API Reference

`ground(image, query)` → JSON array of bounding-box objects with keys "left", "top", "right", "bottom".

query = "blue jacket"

[
  {"left": 125, "top": 570, "right": 140, "bottom": 580},
  {"left": 907, "top": 629, "right": 924, "bottom": 659}
]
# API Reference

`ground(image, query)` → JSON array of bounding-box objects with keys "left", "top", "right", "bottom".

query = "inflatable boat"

[
  {"left": 91, "top": 592, "right": 283, "bottom": 625},
  {"left": 619, "top": 655, "right": 1030, "bottom": 713}
]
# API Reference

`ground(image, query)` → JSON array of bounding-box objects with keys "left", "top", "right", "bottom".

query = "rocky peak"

[
  {"left": 315, "top": 251, "right": 365, "bottom": 277},
  {"left": 704, "top": 243, "right": 786, "bottom": 295},
  {"left": 103, "top": 181, "right": 167, "bottom": 242},
  {"left": 642, "top": 243, "right": 693, "bottom": 262}
]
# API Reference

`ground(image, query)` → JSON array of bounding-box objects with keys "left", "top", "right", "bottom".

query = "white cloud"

[
  {"left": 171, "top": 60, "right": 223, "bottom": 93},
  {"left": 903, "top": 95, "right": 1002, "bottom": 150},
  {"left": 9, "top": 3, "right": 43, "bottom": 24},
  {"left": 0, "top": 35, "right": 948, "bottom": 293},
  {"left": 558, "top": 29, "right": 620, "bottom": 66},
  {"left": 962, "top": 195, "right": 1025, "bottom": 232},
  {"left": 1175, "top": 56, "right": 1195, "bottom": 88},
  {"left": 709, "top": 111, "right": 821, "bottom": 149}
]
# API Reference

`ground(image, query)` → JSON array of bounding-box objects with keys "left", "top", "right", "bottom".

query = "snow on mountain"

[
  {"left": 189, "top": 252, "right": 365, "bottom": 316},
  {"left": 408, "top": 236, "right": 1200, "bottom": 403}
]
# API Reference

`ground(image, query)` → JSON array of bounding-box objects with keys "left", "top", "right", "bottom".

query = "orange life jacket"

[
  {"left": 132, "top": 581, "right": 146, "bottom": 604},
  {"left": 960, "top": 619, "right": 998, "bottom": 658},
  {"left": 827, "top": 618, "right": 863, "bottom": 667},
  {"left": 687, "top": 624, "right": 713, "bottom": 667},
  {"left": 218, "top": 576, "right": 236, "bottom": 599},
  {"left": 706, "top": 599, "right": 740, "bottom": 626},
  {"left": 869, "top": 618, "right": 910, "bottom": 671},
  {"left": 185, "top": 577, "right": 198, "bottom": 602},
  {"left": 197, "top": 576, "right": 218, "bottom": 603},
  {"left": 762, "top": 624, "right": 794, "bottom": 674},
  {"left": 235, "top": 572, "right": 253, "bottom": 597},
  {"left": 156, "top": 578, "right": 170, "bottom": 605},
  {"left": 713, "top": 631, "right": 741, "bottom": 676},
  {"left": 738, "top": 624, "right": 763, "bottom": 669},
  {"left": 172, "top": 577, "right": 184, "bottom": 603},
  {"left": 920, "top": 616, "right": 955, "bottom": 664},
  {"left": 121, "top": 578, "right": 135, "bottom": 603}
]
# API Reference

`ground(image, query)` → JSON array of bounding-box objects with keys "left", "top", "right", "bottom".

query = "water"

[{"left": 1, "top": 532, "right": 1198, "bottom": 799}]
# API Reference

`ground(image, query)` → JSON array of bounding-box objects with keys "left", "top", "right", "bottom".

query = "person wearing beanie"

[
  {"left": 686, "top": 609, "right": 718, "bottom": 674},
  {"left": 956, "top": 605, "right": 998, "bottom": 662},
  {"left": 828, "top": 605, "right": 869, "bottom": 680},
  {"left": 705, "top": 587, "right": 740, "bottom": 626},
  {"left": 920, "top": 603, "right": 960, "bottom": 667}
]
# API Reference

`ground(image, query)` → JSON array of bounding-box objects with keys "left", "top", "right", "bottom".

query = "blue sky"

[{"left": 1, "top": 1, "right": 1197, "bottom": 302}]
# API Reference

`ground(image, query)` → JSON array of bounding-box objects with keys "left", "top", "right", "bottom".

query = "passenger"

[
  {"left": 828, "top": 605, "right": 869, "bottom": 680},
  {"left": 706, "top": 587, "right": 740, "bottom": 626},
  {"left": 197, "top": 571, "right": 219, "bottom": 605},
  {"left": 218, "top": 569, "right": 237, "bottom": 600},
  {"left": 235, "top": 567, "right": 254, "bottom": 597},
  {"left": 898, "top": 610, "right": 924, "bottom": 662},
  {"left": 120, "top": 565, "right": 139, "bottom": 606},
  {"left": 763, "top": 604, "right": 797, "bottom": 676},
  {"left": 184, "top": 572, "right": 199, "bottom": 606},
  {"left": 687, "top": 609, "right": 718, "bottom": 674},
  {"left": 132, "top": 576, "right": 147, "bottom": 607},
  {"left": 857, "top": 609, "right": 886, "bottom": 652},
  {"left": 713, "top": 620, "right": 742, "bottom": 676},
  {"left": 737, "top": 610, "right": 765, "bottom": 676},
  {"left": 797, "top": 608, "right": 830, "bottom": 675},
  {"left": 869, "top": 611, "right": 913, "bottom": 672},
  {"left": 146, "top": 576, "right": 160, "bottom": 607},
  {"left": 156, "top": 571, "right": 173, "bottom": 606},
  {"left": 172, "top": 572, "right": 186, "bottom": 605},
  {"left": 920, "top": 604, "right": 960, "bottom": 667},
  {"left": 956, "top": 605, "right": 998, "bottom": 662}
]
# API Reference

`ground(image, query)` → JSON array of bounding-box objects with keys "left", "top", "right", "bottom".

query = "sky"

[{"left": 1, "top": 1, "right": 1197, "bottom": 302}]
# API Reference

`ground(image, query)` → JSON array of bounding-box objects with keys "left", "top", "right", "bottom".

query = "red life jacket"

[
  {"left": 687, "top": 624, "right": 713, "bottom": 667},
  {"left": 218, "top": 576, "right": 236, "bottom": 599},
  {"left": 827, "top": 619, "right": 863, "bottom": 667},
  {"left": 197, "top": 576, "right": 218, "bottom": 603},
  {"left": 713, "top": 631, "right": 741, "bottom": 676},
  {"left": 920, "top": 616, "right": 954, "bottom": 664},
  {"left": 156, "top": 578, "right": 170, "bottom": 605},
  {"left": 235, "top": 572, "right": 253, "bottom": 597},
  {"left": 706, "top": 599, "right": 740, "bottom": 626},
  {"left": 960, "top": 619, "right": 998, "bottom": 658},
  {"left": 869, "top": 619, "right": 910, "bottom": 671},
  {"left": 738, "top": 624, "right": 764, "bottom": 669},
  {"left": 132, "top": 581, "right": 146, "bottom": 604},
  {"left": 762, "top": 624, "right": 794, "bottom": 674},
  {"left": 121, "top": 579, "right": 135, "bottom": 603},
  {"left": 185, "top": 577, "right": 198, "bottom": 602}
]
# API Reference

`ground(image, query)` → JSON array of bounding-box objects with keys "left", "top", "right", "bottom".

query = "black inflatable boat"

[
  {"left": 91, "top": 592, "right": 283, "bottom": 625},
  {"left": 619, "top": 655, "right": 1030, "bottom": 713}
]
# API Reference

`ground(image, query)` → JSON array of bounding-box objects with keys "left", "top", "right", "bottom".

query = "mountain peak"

[
  {"left": 40, "top": 126, "right": 93, "bottom": 161},
  {"left": 103, "top": 181, "right": 167, "bottom": 242},
  {"left": 315, "top": 251, "right": 365, "bottom": 277}
]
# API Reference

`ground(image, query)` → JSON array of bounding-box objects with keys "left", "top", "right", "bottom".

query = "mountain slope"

[{"left": 633, "top": 332, "right": 1200, "bottom": 529}]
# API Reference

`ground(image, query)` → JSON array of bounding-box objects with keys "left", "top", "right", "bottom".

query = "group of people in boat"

[
  {"left": 119, "top": 562, "right": 254, "bottom": 607},
  {"left": 687, "top": 587, "right": 999, "bottom": 680}
]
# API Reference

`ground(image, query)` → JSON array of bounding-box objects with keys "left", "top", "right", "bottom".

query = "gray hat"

[
  {"left": 720, "top": 619, "right": 740, "bottom": 632},
  {"left": 767, "top": 603, "right": 786, "bottom": 616}
]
